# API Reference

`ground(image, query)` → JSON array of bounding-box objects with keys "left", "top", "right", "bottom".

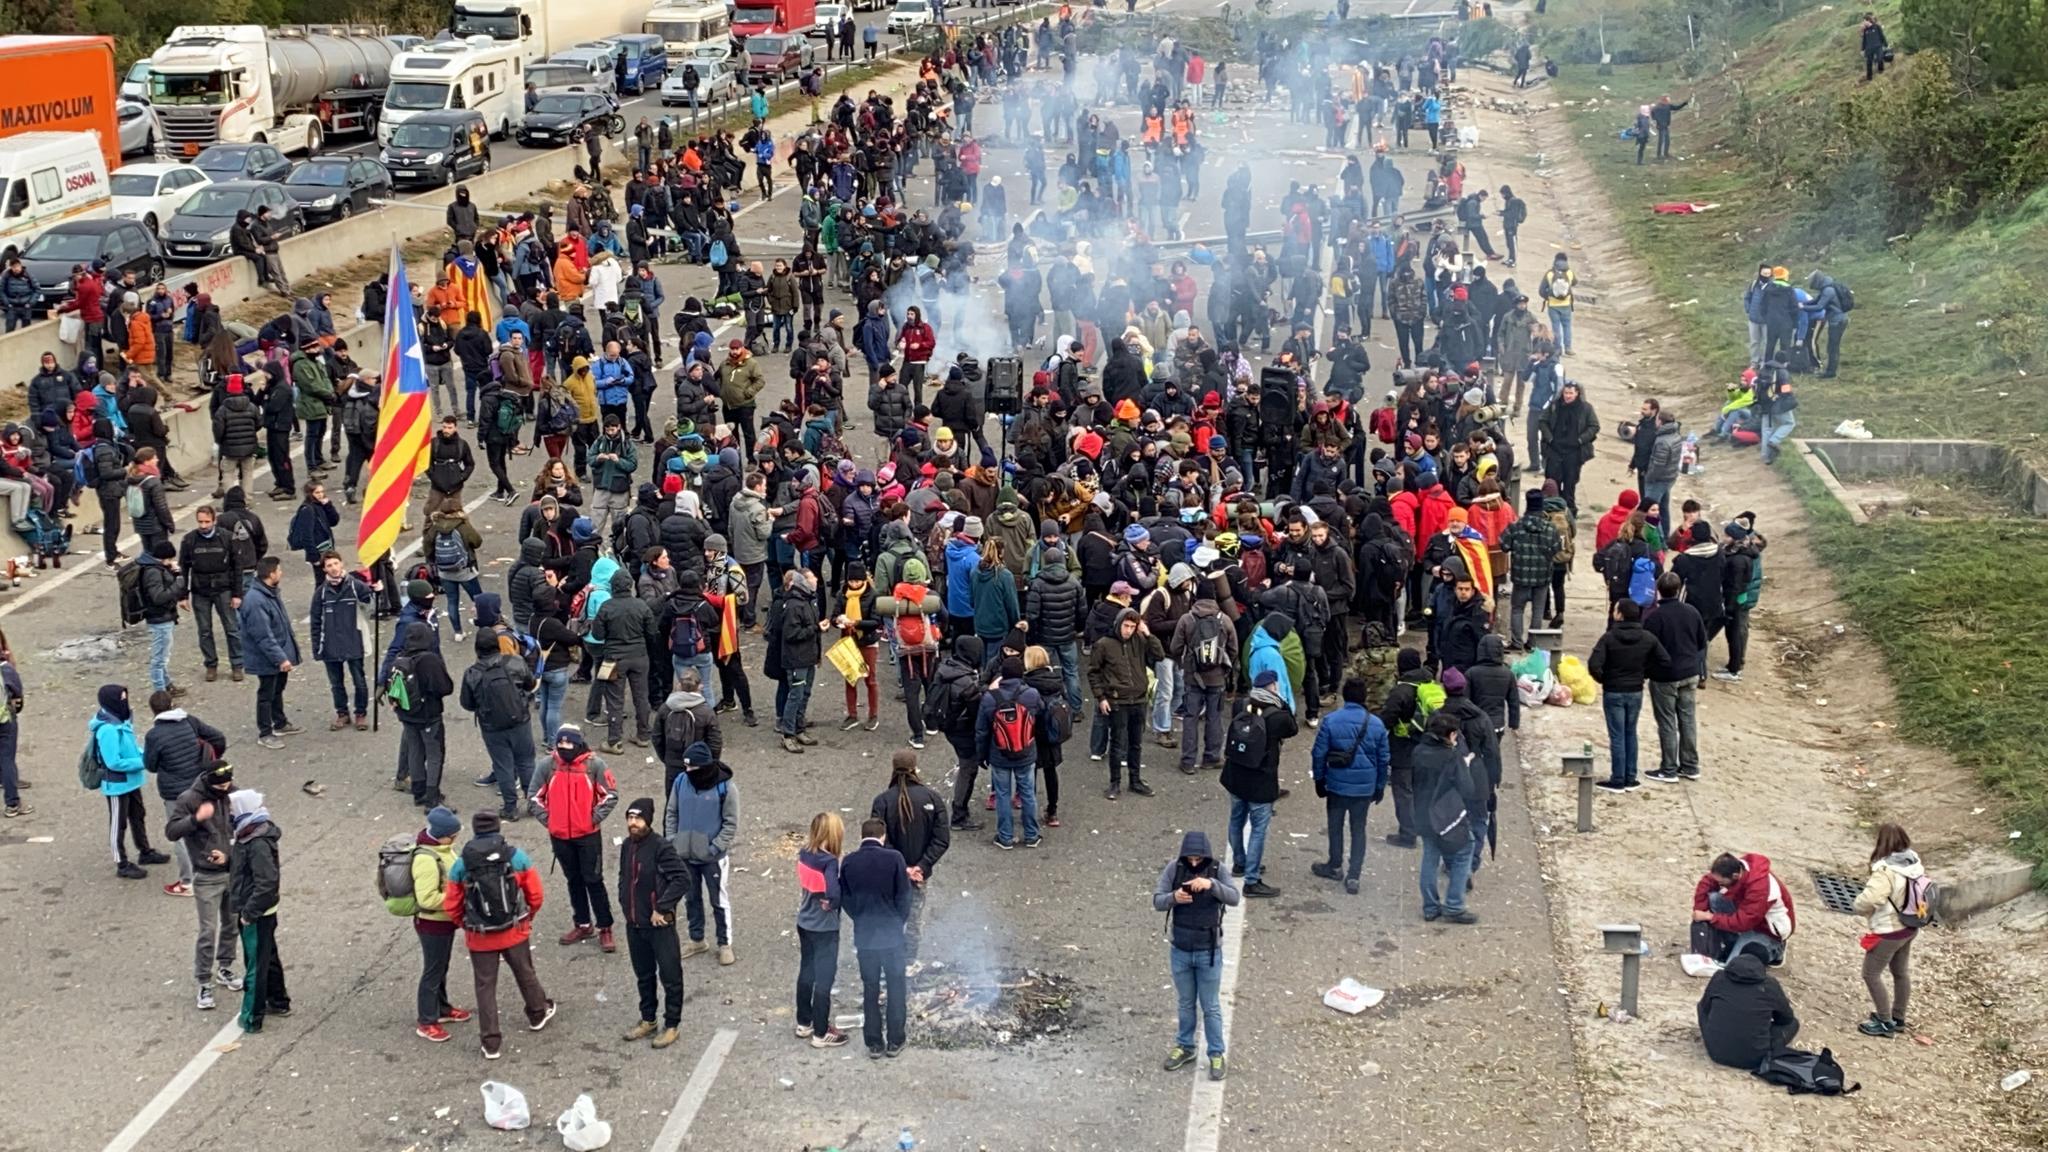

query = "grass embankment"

[{"left": 1543, "top": 5, "right": 2048, "bottom": 876}]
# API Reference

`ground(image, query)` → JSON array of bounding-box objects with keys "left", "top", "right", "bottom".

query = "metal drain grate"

[{"left": 1811, "top": 870, "right": 1864, "bottom": 915}]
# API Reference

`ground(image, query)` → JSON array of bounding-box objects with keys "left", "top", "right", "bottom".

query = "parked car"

[
  {"left": 20, "top": 220, "right": 163, "bottom": 311},
  {"left": 516, "top": 91, "right": 623, "bottom": 148},
  {"left": 282, "top": 157, "right": 392, "bottom": 225},
  {"left": 381, "top": 109, "right": 493, "bottom": 189},
  {"left": 191, "top": 142, "right": 292, "bottom": 184},
  {"left": 110, "top": 161, "right": 211, "bottom": 236},
  {"left": 888, "top": 0, "right": 936, "bottom": 32},
  {"left": 162, "top": 181, "right": 304, "bottom": 264},
  {"left": 658, "top": 60, "right": 740, "bottom": 107},
  {"left": 116, "top": 100, "right": 161, "bottom": 158},
  {"left": 811, "top": 3, "right": 846, "bottom": 37},
  {"left": 742, "top": 33, "right": 813, "bottom": 82}
]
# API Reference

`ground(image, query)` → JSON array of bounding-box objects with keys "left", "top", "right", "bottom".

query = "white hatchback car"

[
  {"left": 658, "top": 60, "right": 740, "bottom": 107},
  {"left": 888, "top": 0, "right": 936, "bottom": 33},
  {"left": 110, "top": 161, "right": 212, "bottom": 237}
]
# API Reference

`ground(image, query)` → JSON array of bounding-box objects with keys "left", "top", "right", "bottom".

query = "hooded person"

[
  {"left": 662, "top": 741, "right": 739, "bottom": 965},
  {"left": 226, "top": 787, "right": 289, "bottom": 1032},
  {"left": 1697, "top": 953, "right": 1800, "bottom": 1070},
  {"left": 1086, "top": 606, "right": 1165, "bottom": 800},
  {"left": 1151, "top": 829, "right": 1240, "bottom": 1080}
]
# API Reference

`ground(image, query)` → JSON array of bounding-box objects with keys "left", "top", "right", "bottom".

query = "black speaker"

[{"left": 985, "top": 356, "right": 1023, "bottom": 415}]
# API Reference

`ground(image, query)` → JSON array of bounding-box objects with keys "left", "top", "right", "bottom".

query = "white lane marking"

[
  {"left": 1182, "top": 901, "right": 1246, "bottom": 1152},
  {"left": 649, "top": 1026, "right": 739, "bottom": 1152},
  {"left": 102, "top": 1021, "right": 245, "bottom": 1152}
]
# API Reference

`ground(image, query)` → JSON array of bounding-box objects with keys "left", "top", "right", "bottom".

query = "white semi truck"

[
  {"left": 147, "top": 25, "right": 405, "bottom": 157},
  {"left": 450, "top": 0, "right": 647, "bottom": 67}
]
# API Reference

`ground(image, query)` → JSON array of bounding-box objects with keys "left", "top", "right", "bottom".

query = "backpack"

[
  {"left": 386, "top": 653, "right": 419, "bottom": 710},
  {"left": 991, "top": 695, "right": 1036, "bottom": 754},
  {"left": 662, "top": 702, "right": 699, "bottom": 759},
  {"left": 470, "top": 659, "right": 528, "bottom": 728},
  {"left": 1042, "top": 693, "right": 1071, "bottom": 744},
  {"left": 433, "top": 528, "right": 469, "bottom": 573},
  {"left": 1190, "top": 615, "right": 1230, "bottom": 673},
  {"left": 458, "top": 837, "right": 529, "bottom": 933},
  {"left": 894, "top": 598, "right": 938, "bottom": 653},
  {"left": 669, "top": 604, "right": 708, "bottom": 659},
  {"left": 77, "top": 733, "right": 107, "bottom": 790},
  {"left": 1224, "top": 709, "right": 1267, "bottom": 771},
  {"left": 1627, "top": 556, "right": 1657, "bottom": 606},
  {"left": 376, "top": 834, "right": 431, "bottom": 917},
  {"left": 116, "top": 561, "right": 147, "bottom": 626},
  {"left": 1833, "top": 282, "right": 1855, "bottom": 312},
  {"left": 124, "top": 485, "right": 145, "bottom": 519},
  {"left": 1891, "top": 873, "right": 1939, "bottom": 929},
  {"left": 925, "top": 670, "right": 982, "bottom": 733},
  {"left": 1426, "top": 764, "right": 1473, "bottom": 855},
  {"left": 1754, "top": 1047, "right": 1860, "bottom": 1096},
  {"left": 493, "top": 392, "right": 524, "bottom": 437}
]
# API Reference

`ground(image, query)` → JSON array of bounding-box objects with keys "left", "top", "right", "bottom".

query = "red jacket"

[
  {"left": 1692, "top": 852, "right": 1797, "bottom": 940},
  {"left": 899, "top": 321, "right": 935, "bottom": 363},
  {"left": 532, "top": 750, "right": 617, "bottom": 841},
  {"left": 1391, "top": 482, "right": 1457, "bottom": 559},
  {"left": 1594, "top": 491, "right": 1641, "bottom": 554},
  {"left": 446, "top": 846, "right": 547, "bottom": 952},
  {"left": 70, "top": 274, "right": 106, "bottom": 324}
]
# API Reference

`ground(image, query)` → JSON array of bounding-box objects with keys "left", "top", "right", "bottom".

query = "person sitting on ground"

[
  {"left": 1690, "top": 851, "right": 1797, "bottom": 965},
  {"left": 1696, "top": 953, "right": 1800, "bottom": 1070}
]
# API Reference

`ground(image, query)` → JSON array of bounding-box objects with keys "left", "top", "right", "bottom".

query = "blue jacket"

[
  {"left": 838, "top": 839, "right": 912, "bottom": 951},
  {"left": 237, "top": 579, "right": 302, "bottom": 676},
  {"left": 855, "top": 311, "right": 891, "bottom": 368},
  {"left": 1369, "top": 233, "right": 1395, "bottom": 276},
  {"left": 975, "top": 679, "right": 1046, "bottom": 771},
  {"left": 969, "top": 561, "right": 1019, "bottom": 640},
  {"left": 944, "top": 536, "right": 980, "bottom": 617},
  {"left": 1742, "top": 278, "right": 1768, "bottom": 324},
  {"left": 92, "top": 712, "right": 146, "bottom": 797},
  {"left": 630, "top": 271, "right": 666, "bottom": 311},
  {"left": 379, "top": 600, "right": 439, "bottom": 684},
  {"left": 1246, "top": 626, "right": 1295, "bottom": 711},
  {"left": 493, "top": 315, "right": 532, "bottom": 346},
  {"left": 592, "top": 355, "right": 636, "bottom": 408},
  {"left": 1310, "top": 703, "right": 1390, "bottom": 798},
  {"left": 309, "top": 574, "right": 374, "bottom": 663}
]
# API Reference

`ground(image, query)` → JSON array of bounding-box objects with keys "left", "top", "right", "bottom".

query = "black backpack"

[
  {"left": 1224, "top": 709, "right": 1267, "bottom": 771},
  {"left": 458, "top": 836, "right": 529, "bottom": 933},
  {"left": 1754, "top": 1047, "right": 1860, "bottom": 1096},
  {"left": 1833, "top": 282, "right": 1855, "bottom": 312},
  {"left": 116, "top": 561, "right": 147, "bottom": 627},
  {"left": 1189, "top": 615, "right": 1231, "bottom": 673},
  {"left": 470, "top": 659, "right": 528, "bottom": 728},
  {"left": 662, "top": 703, "right": 699, "bottom": 760}
]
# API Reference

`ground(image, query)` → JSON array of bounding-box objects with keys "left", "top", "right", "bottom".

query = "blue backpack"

[{"left": 1627, "top": 557, "right": 1657, "bottom": 606}]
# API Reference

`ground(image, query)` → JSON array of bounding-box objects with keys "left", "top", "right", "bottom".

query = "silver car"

[{"left": 116, "top": 100, "right": 160, "bottom": 158}]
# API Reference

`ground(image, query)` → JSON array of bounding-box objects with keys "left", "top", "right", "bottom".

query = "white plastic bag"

[
  {"left": 481, "top": 1080, "right": 531, "bottom": 1131},
  {"left": 1322, "top": 977, "right": 1386, "bottom": 1015},
  {"left": 1679, "top": 953, "right": 1722, "bottom": 978},
  {"left": 57, "top": 312, "right": 83, "bottom": 346},
  {"left": 557, "top": 1093, "right": 614, "bottom": 1150}
]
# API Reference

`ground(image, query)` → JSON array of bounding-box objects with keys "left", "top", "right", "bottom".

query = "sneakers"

[
  {"left": 841, "top": 715, "right": 861, "bottom": 731},
  {"left": 560, "top": 925, "right": 595, "bottom": 946},
  {"left": 795, "top": 732, "right": 819, "bottom": 746},
  {"left": 993, "top": 836, "right": 1015, "bottom": 850},
  {"left": 273, "top": 723, "right": 304, "bottom": 736},
  {"left": 1678, "top": 768, "right": 1702, "bottom": 781},
  {"left": 528, "top": 999, "right": 558, "bottom": 1031},
  {"left": 472, "top": 773, "right": 496, "bottom": 788},
  {"left": 1446, "top": 910, "right": 1480, "bottom": 925},
  {"left": 197, "top": 986, "right": 216, "bottom": 1011},
  {"left": 1644, "top": 768, "right": 1682, "bottom": 784},
  {"left": 652, "top": 1027, "right": 680, "bottom": 1049},
  {"left": 1384, "top": 833, "right": 1417, "bottom": 848},
  {"left": 216, "top": 968, "right": 244, "bottom": 991},
  {"left": 717, "top": 945, "right": 735, "bottom": 966},
  {"left": 599, "top": 927, "right": 616, "bottom": 953},
  {"left": 1711, "top": 668, "right": 1743, "bottom": 683},
  {"left": 1858, "top": 1014, "right": 1898, "bottom": 1038},
  {"left": 138, "top": 849, "right": 171, "bottom": 866},
  {"left": 2, "top": 803, "right": 32, "bottom": 818},
  {"left": 1309, "top": 861, "right": 1340, "bottom": 882},
  {"left": 117, "top": 862, "right": 148, "bottom": 879},
  {"left": 417, "top": 1023, "right": 452, "bottom": 1043},
  {"left": 1128, "top": 781, "right": 1154, "bottom": 797},
  {"left": 1208, "top": 1055, "right": 1227, "bottom": 1081},
  {"left": 1243, "top": 880, "right": 1281, "bottom": 898},
  {"left": 482, "top": 1041, "right": 502, "bottom": 1060},
  {"left": 680, "top": 939, "right": 712, "bottom": 960},
  {"left": 623, "top": 1020, "right": 658, "bottom": 1042},
  {"left": 439, "top": 1006, "right": 472, "bottom": 1023},
  {"left": 810, "top": 1028, "right": 850, "bottom": 1048},
  {"left": 163, "top": 881, "right": 192, "bottom": 897},
  {"left": 909, "top": 736, "right": 926, "bottom": 749},
  {"left": 1164, "top": 1045, "right": 1197, "bottom": 1071},
  {"left": 1021, "top": 836, "right": 1042, "bottom": 849},
  {"left": 600, "top": 741, "right": 626, "bottom": 755},
  {"left": 1103, "top": 785, "right": 1120, "bottom": 801},
  {"left": 782, "top": 736, "right": 805, "bottom": 753},
  {"left": 1594, "top": 780, "right": 1631, "bottom": 794},
  {"left": 1345, "top": 877, "right": 1360, "bottom": 896},
  {"left": 950, "top": 818, "right": 984, "bottom": 832},
  {"left": 257, "top": 736, "right": 285, "bottom": 750}
]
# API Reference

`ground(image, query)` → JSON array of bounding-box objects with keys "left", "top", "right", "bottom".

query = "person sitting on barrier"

[
  {"left": 1689, "top": 851, "right": 1796, "bottom": 966},
  {"left": 1696, "top": 953, "right": 1800, "bottom": 1070}
]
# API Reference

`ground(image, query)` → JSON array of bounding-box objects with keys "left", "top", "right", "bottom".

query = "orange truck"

[{"left": 0, "top": 36, "right": 121, "bottom": 174}]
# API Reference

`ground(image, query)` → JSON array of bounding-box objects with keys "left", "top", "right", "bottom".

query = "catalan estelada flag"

[{"left": 357, "top": 247, "right": 432, "bottom": 567}]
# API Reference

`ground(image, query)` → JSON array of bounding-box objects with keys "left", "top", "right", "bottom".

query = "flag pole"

[{"left": 372, "top": 571, "right": 382, "bottom": 733}]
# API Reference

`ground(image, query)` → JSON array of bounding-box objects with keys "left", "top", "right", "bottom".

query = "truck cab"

[
  {"left": 732, "top": 0, "right": 819, "bottom": 42},
  {"left": 147, "top": 25, "right": 398, "bottom": 157}
]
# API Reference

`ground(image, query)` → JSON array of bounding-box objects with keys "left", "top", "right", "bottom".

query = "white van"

[
  {"left": 379, "top": 36, "right": 527, "bottom": 147},
  {"left": 0, "top": 133, "right": 113, "bottom": 264}
]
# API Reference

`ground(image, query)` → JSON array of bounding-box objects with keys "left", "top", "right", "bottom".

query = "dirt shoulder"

[{"left": 1449, "top": 65, "right": 2048, "bottom": 1151}]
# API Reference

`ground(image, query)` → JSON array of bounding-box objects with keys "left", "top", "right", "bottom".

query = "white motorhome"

[
  {"left": 642, "top": 2, "right": 734, "bottom": 63},
  {"left": 379, "top": 37, "right": 525, "bottom": 147},
  {"left": 0, "top": 133, "right": 113, "bottom": 263}
]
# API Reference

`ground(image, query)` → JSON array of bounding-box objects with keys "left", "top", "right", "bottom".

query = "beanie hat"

[
  {"left": 1123, "top": 524, "right": 1150, "bottom": 544},
  {"left": 1397, "top": 648, "right": 1422, "bottom": 673},
  {"left": 406, "top": 579, "right": 435, "bottom": 602},
  {"left": 625, "top": 797, "right": 656, "bottom": 823},
  {"left": 426, "top": 807, "right": 462, "bottom": 839},
  {"left": 554, "top": 723, "right": 589, "bottom": 757},
  {"left": 684, "top": 741, "right": 714, "bottom": 766},
  {"left": 1442, "top": 667, "right": 1468, "bottom": 695},
  {"left": 151, "top": 540, "right": 177, "bottom": 560},
  {"left": 1618, "top": 489, "right": 1641, "bottom": 510},
  {"left": 903, "top": 556, "right": 931, "bottom": 584},
  {"left": 472, "top": 809, "right": 501, "bottom": 836},
  {"left": 1109, "top": 580, "right": 1136, "bottom": 597},
  {"left": 1253, "top": 669, "right": 1279, "bottom": 688},
  {"left": 662, "top": 473, "right": 684, "bottom": 496},
  {"left": 1462, "top": 387, "right": 1485, "bottom": 407},
  {"left": 705, "top": 533, "right": 728, "bottom": 553},
  {"left": 963, "top": 516, "right": 985, "bottom": 539}
]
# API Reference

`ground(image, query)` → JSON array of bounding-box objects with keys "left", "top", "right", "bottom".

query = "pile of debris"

[{"left": 910, "top": 966, "right": 1082, "bottom": 1049}]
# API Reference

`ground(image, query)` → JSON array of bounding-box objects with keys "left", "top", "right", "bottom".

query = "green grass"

[{"left": 1548, "top": 19, "right": 2048, "bottom": 877}]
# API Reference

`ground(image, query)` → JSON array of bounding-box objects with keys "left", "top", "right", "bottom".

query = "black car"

[
  {"left": 516, "top": 91, "right": 622, "bottom": 149},
  {"left": 282, "top": 157, "right": 392, "bottom": 225},
  {"left": 20, "top": 220, "right": 164, "bottom": 311},
  {"left": 380, "top": 110, "right": 493, "bottom": 188},
  {"left": 191, "top": 143, "right": 293, "bottom": 184},
  {"left": 162, "top": 181, "right": 305, "bottom": 264}
]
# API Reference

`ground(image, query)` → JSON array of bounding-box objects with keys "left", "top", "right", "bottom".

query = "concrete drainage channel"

[
  {"left": 0, "top": 0, "right": 1064, "bottom": 392},
  {"left": 1796, "top": 437, "right": 2048, "bottom": 525}
]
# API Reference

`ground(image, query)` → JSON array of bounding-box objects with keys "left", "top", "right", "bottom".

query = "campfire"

[{"left": 909, "top": 966, "right": 1082, "bottom": 1049}]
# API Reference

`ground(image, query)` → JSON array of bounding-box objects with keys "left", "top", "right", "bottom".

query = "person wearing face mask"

[
  {"left": 92, "top": 683, "right": 170, "bottom": 880},
  {"left": 166, "top": 761, "right": 243, "bottom": 1010}
]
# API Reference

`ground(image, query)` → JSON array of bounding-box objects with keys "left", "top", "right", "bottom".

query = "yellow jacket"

[
  {"left": 565, "top": 366, "right": 600, "bottom": 423},
  {"left": 410, "top": 839, "right": 457, "bottom": 923}
]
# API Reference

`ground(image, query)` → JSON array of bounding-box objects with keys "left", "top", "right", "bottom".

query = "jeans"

[
  {"left": 1, "top": 304, "right": 29, "bottom": 332},
  {"left": 771, "top": 312, "right": 794, "bottom": 351},
  {"left": 1324, "top": 793, "right": 1371, "bottom": 880},
  {"left": 1150, "top": 658, "right": 1180, "bottom": 734},
  {"left": 551, "top": 832, "right": 614, "bottom": 929},
  {"left": 1418, "top": 831, "right": 1472, "bottom": 917},
  {"left": 440, "top": 578, "right": 483, "bottom": 631},
  {"left": 674, "top": 653, "right": 716, "bottom": 700},
  {"left": 148, "top": 620, "right": 175, "bottom": 692},
  {"left": 778, "top": 667, "right": 815, "bottom": 736},
  {"left": 1548, "top": 306, "right": 1573, "bottom": 353},
  {"left": 992, "top": 765, "right": 1038, "bottom": 844},
  {"left": 480, "top": 723, "right": 535, "bottom": 809},
  {"left": 1508, "top": 583, "right": 1550, "bottom": 645},
  {"left": 463, "top": 371, "right": 486, "bottom": 421},
  {"left": 256, "top": 670, "right": 291, "bottom": 737},
  {"left": 1228, "top": 796, "right": 1273, "bottom": 884},
  {"left": 536, "top": 666, "right": 569, "bottom": 746},
  {"left": 190, "top": 590, "right": 243, "bottom": 671},
  {"left": 1639, "top": 481, "right": 1673, "bottom": 521},
  {"left": 1759, "top": 410, "right": 1796, "bottom": 464},
  {"left": 416, "top": 929, "right": 454, "bottom": 1026},
  {"left": 193, "top": 869, "right": 239, "bottom": 983},
  {"left": 1649, "top": 679, "right": 1700, "bottom": 774},
  {"left": 1466, "top": 806, "right": 1490, "bottom": 876},
  {"left": 1169, "top": 944, "right": 1226, "bottom": 1056},
  {"left": 1602, "top": 690, "right": 1643, "bottom": 785},
  {"left": 795, "top": 926, "right": 839, "bottom": 1036},
  {"left": 857, "top": 945, "right": 907, "bottom": 1051},
  {"left": 324, "top": 657, "right": 368, "bottom": 717},
  {"left": 1180, "top": 682, "right": 1226, "bottom": 768}
]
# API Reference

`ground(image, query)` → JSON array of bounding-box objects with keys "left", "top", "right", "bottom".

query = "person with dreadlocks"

[{"left": 869, "top": 749, "right": 950, "bottom": 967}]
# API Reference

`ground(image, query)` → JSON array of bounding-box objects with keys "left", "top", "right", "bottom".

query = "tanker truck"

[
  {"left": 146, "top": 25, "right": 405, "bottom": 157},
  {"left": 450, "top": 0, "right": 649, "bottom": 67}
]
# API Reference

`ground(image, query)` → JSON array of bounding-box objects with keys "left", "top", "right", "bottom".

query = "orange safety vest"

[
  {"left": 1170, "top": 108, "right": 1192, "bottom": 146},
  {"left": 1142, "top": 114, "right": 1163, "bottom": 144}
]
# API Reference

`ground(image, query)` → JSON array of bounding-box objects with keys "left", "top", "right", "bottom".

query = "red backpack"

[
  {"left": 992, "top": 696, "right": 1035, "bottom": 755},
  {"left": 891, "top": 582, "right": 940, "bottom": 653}
]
